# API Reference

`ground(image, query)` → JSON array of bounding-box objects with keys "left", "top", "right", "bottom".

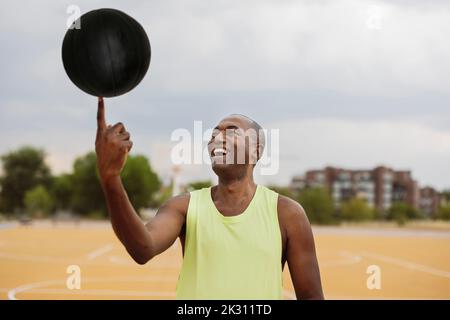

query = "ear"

[
  {"left": 251, "top": 143, "right": 263, "bottom": 164},
  {"left": 257, "top": 143, "right": 264, "bottom": 161}
]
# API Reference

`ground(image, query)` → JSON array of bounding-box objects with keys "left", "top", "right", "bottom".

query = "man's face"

[{"left": 207, "top": 116, "right": 260, "bottom": 171}]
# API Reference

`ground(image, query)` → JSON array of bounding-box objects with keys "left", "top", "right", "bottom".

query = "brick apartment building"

[
  {"left": 419, "top": 187, "right": 441, "bottom": 217},
  {"left": 290, "top": 166, "right": 441, "bottom": 217}
]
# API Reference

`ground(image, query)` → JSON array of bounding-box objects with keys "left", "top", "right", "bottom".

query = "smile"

[{"left": 212, "top": 148, "right": 227, "bottom": 157}]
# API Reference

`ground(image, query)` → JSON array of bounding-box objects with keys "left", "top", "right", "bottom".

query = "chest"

[
  {"left": 180, "top": 212, "right": 288, "bottom": 263},
  {"left": 213, "top": 199, "right": 252, "bottom": 217}
]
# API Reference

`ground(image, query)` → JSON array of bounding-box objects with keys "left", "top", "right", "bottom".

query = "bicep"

[
  {"left": 145, "top": 194, "right": 188, "bottom": 256},
  {"left": 283, "top": 200, "right": 324, "bottom": 299}
]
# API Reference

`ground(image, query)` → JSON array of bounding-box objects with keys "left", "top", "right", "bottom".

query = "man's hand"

[
  {"left": 95, "top": 97, "right": 133, "bottom": 183},
  {"left": 94, "top": 97, "right": 187, "bottom": 265}
]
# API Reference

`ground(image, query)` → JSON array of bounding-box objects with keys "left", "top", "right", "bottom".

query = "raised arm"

[
  {"left": 278, "top": 195, "right": 324, "bottom": 300},
  {"left": 95, "top": 97, "right": 187, "bottom": 264}
]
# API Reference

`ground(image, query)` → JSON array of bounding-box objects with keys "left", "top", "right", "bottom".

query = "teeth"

[{"left": 213, "top": 148, "right": 227, "bottom": 156}]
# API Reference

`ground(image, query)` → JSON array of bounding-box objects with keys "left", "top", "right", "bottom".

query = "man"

[{"left": 95, "top": 97, "right": 324, "bottom": 300}]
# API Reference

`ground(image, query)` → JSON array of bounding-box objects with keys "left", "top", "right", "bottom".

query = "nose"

[{"left": 215, "top": 131, "right": 225, "bottom": 144}]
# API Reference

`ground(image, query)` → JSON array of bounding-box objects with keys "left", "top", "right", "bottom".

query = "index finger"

[{"left": 97, "top": 97, "right": 106, "bottom": 131}]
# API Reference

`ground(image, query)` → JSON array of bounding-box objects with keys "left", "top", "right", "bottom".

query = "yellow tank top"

[{"left": 176, "top": 185, "right": 283, "bottom": 299}]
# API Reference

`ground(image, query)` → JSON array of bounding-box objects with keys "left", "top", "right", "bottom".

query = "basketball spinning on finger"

[{"left": 62, "top": 8, "right": 151, "bottom": 97}]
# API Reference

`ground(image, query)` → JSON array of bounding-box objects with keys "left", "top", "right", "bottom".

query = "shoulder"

[
  {"left": 277, "top": 195, "right": 311, "bottom": 235},
  {"left": 159, "top": 192, "right": 191, "bottom": 217},
  {"left": 277, "top": 195, "right": 307, "bottom": 219}
]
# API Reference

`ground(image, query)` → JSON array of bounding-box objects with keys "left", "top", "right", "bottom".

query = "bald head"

[
  {"left": 223, "top": 114, "right": 266, "bottom": 161},
  {"left": 228, "top": 114, "right": 263, "bottom": 134}
]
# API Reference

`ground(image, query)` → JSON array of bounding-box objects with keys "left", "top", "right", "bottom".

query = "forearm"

[{"left": 101, "top": 176, "right": 154, "bottom": 264}]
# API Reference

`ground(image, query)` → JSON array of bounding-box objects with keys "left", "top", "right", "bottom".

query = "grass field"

[{"left": 0, "top": 221, "right": 449, "bottom": 300}]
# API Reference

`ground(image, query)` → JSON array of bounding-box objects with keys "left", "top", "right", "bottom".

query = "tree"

[
  {"left": 267, "top": 185, "right": 294, "bottom": 198},
  {"left": 121, "top": 155, "right": 161, "bottom": 211},
  {"left": 441, "top": 190, "right": 450, "bottom": 206},
  {"left": 387, "top": 202, "right": 419, "bottom": 226},
  {"left": 341, "top": 198, "right": 375, "bottom": 221},
  {"left": 437, "top": 205, "right": 450, "bottom": 220},
  {"left": 298, "top": 187, "right": 335, "bottom": 225},
  {"left": 50, "top": 174, "right": 74, "bottom": 211},
  {"left": 71, "top": 152, "right": 105, "bottom": 216},
  {"left": 150, "top": 185, "right": 174, "bottom": 208},
  {"left": 0, "top": 146, "right": 51, "bottom": 214},
  {"left": 24, "top": 185, "right": 54, "bottom": 217},
  {"left": 187, "top": 180, "right": 212, "bottom": 191}
]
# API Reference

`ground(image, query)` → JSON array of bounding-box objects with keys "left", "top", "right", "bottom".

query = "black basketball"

[{"left": 62, "top": 8, "right": 151, "bottom": 97}]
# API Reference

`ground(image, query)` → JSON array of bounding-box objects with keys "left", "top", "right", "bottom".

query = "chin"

[
  {"left": 211, "top": 163, "right": 232, "bottom": 175},
  {"left": 211, "top": 162, "right": 249, "bottom": 180}
]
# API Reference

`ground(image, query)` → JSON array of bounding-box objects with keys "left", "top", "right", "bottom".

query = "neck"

[{"left": 216, "top": 174, "right": 257, "bottom": 202}]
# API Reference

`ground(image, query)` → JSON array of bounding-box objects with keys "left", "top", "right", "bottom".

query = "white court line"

[
  {"left": 108, "top": 255, "right": 132, "bottom": 265},
  {"left": 319, "top": 251, "right": 362, "bottom": 268},
  {"left": 86, "top": 244, "right": 114, "bottom": 260},
  {"left": 361, "top": 251, "right": 450, "bottom": 279},
  {"left": 0, "top": 251, "right": 181, "bottom": 271},
  {"left": 7, "top": 277, "right": 298, "bottom": 300},
  {"left": 0, "top": 222, "right": 17, "bottom": 230},
  {"left": 13, "top": 288, "right": 176, "bottom": 297},
  {"left": 108, "top": 255, "right": 180, "bottom": 269},
  {"left": 8, "top": 279, "right": 62, "bottom": 300},
  {"left": 8, "top": 275, "right": 178, "bottom": 300},
  {"left": 0, "top": 252, "right": 73, "bottom": 264}
]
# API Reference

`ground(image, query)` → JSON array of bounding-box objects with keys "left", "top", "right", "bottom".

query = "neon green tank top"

[{"left": 176, "top": 185, "right": 283, "bottom": 299}]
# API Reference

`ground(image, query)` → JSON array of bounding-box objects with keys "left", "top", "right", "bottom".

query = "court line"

[
  {"left": 0, "top": 251, "right": 182, "bottom": 272},
  {"left": 0, "top": 222, "right": 17, "bottom": 231},
  {"left": 0, "top": 252, "right": 73, "bottom": 264},
  {"left": 313, "top": 226, "right": 450, "bottom": 239},
  {"left": 7, "top": 276, "right": 298, "bottom": 300},
  {"left": 108, "top": 255, "right": 181, "bottom": 269},
  {"left": 361, "top": 251, "right": 450, "bottom": 279},
  {"left": 86, "top": 244, "right": 114, "bottom": 260},
  {"left": 14, "top": 288, "right": 176, "bottom": 297},
  {"left": 8, "top": 279, "right": 61, "bottom": 300},
  {"left": 9, "top": 287, "right": 295, "bottom": 299},
  {"left": 7, "top": 276, "right": 179, "bottom": 300},
  {"left": 319, "top": 251, "right": 362, "bottom": 268}
]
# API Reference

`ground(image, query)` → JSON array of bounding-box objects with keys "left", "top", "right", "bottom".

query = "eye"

[
  {"left": 224, "top": 129, "right": 238, "bottom": 138},
  {"left": 209, "top": 129, "right": 220, "bottom": 142}
]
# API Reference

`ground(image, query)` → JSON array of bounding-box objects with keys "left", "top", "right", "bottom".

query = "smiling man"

[{"left": 95, "top": 97, "right": 324, "bottom": 300}]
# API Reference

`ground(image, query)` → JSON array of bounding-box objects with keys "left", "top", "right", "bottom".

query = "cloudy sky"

[{"left": 1, "top": 0, "right": 449, "bottom": 189}]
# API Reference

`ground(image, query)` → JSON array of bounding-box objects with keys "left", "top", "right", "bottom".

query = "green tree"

[
  {"left": 24, "top": 185, "right": 54, "bottom": 217},
  {"left": 121, "top": 155, "right": 161, "bottom": 211},
  {"left": 0, "top": 146, "right": 51, "bottom": 214},
  {"left": 71, "top": 152, "right": 105, "bottom": 216},
  {"left": 341, "top": 198, "right": 375, "bottom": 221},
  {"left": 267, "top": 185, "right": 294, "bottom": 198},
  {"left": 150, "top": 185, "right": 174, "bottom": 208},
  {"left": 298, "top": 187, "right": 335, "bottom": 225},
  {"left": 387, "top": 202, "right": 419, "bottom": 226},
  {"left": 50, "top": 174, "right": 74, "bottom": 211},
  {"left": 437, "top": 205, "right": 450, "bottom": 220},
  {"left": 441, "top": 190, "right": 450, "bottom": 205},
  {"left": 187, "top": 180, "right": 212, "bottom": 191}
]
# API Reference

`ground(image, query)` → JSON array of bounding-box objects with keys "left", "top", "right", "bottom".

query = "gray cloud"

[{"left": 1, "top": 0, "right": 449, "bottom": 190}]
